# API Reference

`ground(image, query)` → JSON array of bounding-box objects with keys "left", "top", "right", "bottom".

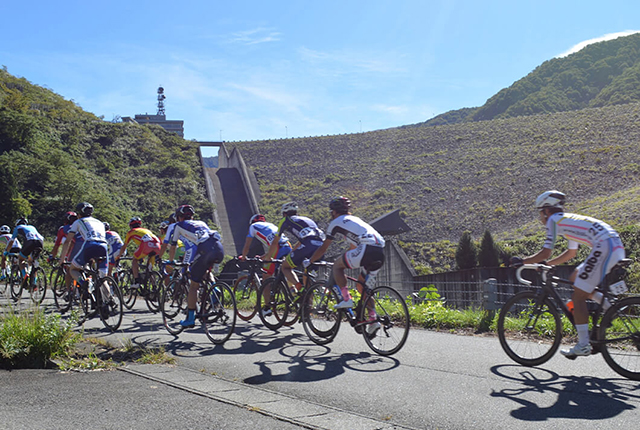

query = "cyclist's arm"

[
  {"left": 308, "top": 238, "right": 332, "bottom": 264},
  {"left": 547, "top": 248, "right": 577, "bottom": 266},
  {"left": 240, "top": 236, "right": 253, "bottom": 259},
  {"left": 523, "top": 247, "right": 552, "bottom": 264},
  {"left": 59, "top": 232, "right": 75, "bottom": 262}
]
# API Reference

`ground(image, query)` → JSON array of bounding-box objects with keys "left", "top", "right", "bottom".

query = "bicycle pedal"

[{"left": 563, "top": 354, "right": 578, "bottom": 360}]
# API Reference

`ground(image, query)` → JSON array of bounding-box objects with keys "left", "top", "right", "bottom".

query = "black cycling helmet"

[
  {"left": 168, "top": 213, "right": 177, "bottom": 224},
  {"left": 129, "top": 216, "right": 142, "bottom": 229},
  {"left": 65, "top": 211, "right": 78, "bottom": 224},
  {"left": 176, "top": 204, "right": 195, "bottom": 219},
  {"left": 103, "top": 222, "right": 110, "bottom": 231},
  {"left": 75, "top": 202, "right": 94, "bottom": 217},
  {"left": 329, "top": 196, "right": 351, "bottom": 214},
  {"left": 250, "top": 214, "right": 266, "bottom": 224},
  {"left": 15, "top": 217, "right": 28, "bottom": 226}
]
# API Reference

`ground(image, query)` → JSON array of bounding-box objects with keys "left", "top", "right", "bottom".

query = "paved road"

[{"left": 3, "top": 293, "right": 640, "bottom": 429}]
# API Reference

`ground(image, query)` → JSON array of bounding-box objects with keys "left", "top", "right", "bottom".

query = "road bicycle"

[
  {"left": 231, "top": 257, "right": 267, "bottom": 321},
  {"left": 160, "top": 261, "right": 237, "bottom": 345},
  {"left": 118, "top": 254, "right": 162, "bottom": 312},
  {"left": 1, "top": 252, "right": 20, "bottom": 297},
  {"left": 258, "top": 260, "right": 328, "bottom": 331},
  {"left": 301, "top": 265, "right": 410, "bottom": 356},
  {"left": 7, "top": 250, "right": 47, "bottom": 305},
  {"left": 497, "top": 261, "right": 640, "bottom": 380},
  {"left": 74, "top": 257, "right": 124, "bottom": 332}
]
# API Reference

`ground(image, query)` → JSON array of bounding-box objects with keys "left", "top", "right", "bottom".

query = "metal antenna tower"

[{"left": 157, "top": 86, "right": 166, "bottom": 115}]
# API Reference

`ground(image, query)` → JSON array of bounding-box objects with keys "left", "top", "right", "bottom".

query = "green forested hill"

[
  {"left": 417, "top": 33, "right": 640, "bottom": 126},
  {"left": 0, "top": 68, "right": 212, "bottom": 237}
]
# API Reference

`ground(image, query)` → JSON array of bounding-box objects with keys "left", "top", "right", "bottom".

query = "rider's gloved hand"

[
  {"left": 509, "top": 256, "right": 524, "bottom": 268},
  {"left": 47, "top": 255, "right": 55, "bottom": 264},
  {"left": 302, "top": 259, "right": 311, "bottom": 268}
]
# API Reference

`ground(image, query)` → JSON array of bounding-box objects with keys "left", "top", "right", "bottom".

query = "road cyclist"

[
  {"left": 239, "top": 213, "right": 292, "bottom": 318},
  {"left": 59, "top": 202, "right": 120, "bottom": 325},
  {"left": 114, "top": 216, "right": 162, "bottom": 290},
  {"left": 0, "top": 224, "right": 21, "bottom": 285},
  {"left": 300, "top": 196, "right": 410, "bottom": 355},
  {"left": 4, "top": 218, "right": 46, "bottom": 302},
  {"left": 509, "top": 190, "right": 626, "bottom": 359},
  {"left": 104, "top": 221, "right": 124, "bottom": 277}
]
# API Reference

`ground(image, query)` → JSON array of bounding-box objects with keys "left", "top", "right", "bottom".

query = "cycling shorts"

[
  {"left": 133, "top": 240, "right": 161, "bottom": 262},
  {"left": 342, "top": 244, "right": 385, "bottom": 275},
  {"left": 574, "top": 237, "right": 625, "bottom": 293},
  {"left": 19, "top": 239, "right": 43, "bottom": 260},
  {"left": 72, "top": 241, "right": 108, "bottom": 275},
  {"left": 190, "top": 236, "right": 224, "bottom": 283},
  {"left": 286, "top": 240, "right": 323, "bottom": 268}
]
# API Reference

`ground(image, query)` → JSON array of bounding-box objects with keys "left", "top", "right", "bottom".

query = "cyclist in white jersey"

[
  {"left": 306, "top": 196, "right": 385, "bottom": 336},
  {"left": 60, "top": 202, "right": 109, "bottom": 286},
  {"left": 511, "top": 190, "right": 625, "bottom": 358}
]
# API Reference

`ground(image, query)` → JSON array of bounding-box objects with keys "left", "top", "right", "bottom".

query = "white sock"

[{"left": 576, "top": 324, "right": 590, "bottom": 346}]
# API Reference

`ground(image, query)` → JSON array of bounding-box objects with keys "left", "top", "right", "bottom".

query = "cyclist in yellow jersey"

[{"left": 114, "top": 217, "right": 161, "bottom": 289}]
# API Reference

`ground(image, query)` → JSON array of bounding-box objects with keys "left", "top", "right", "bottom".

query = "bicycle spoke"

[{"left": 600, "top": 297, "right": 640, "bottom": 380}]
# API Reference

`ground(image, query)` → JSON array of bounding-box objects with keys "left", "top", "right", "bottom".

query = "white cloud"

[
  {"left": 557, "top": 30, "right": 640, "bottom": 58},
  {"left": 226, "top": 27, "right": 281, "bottom": 45},
  {"left": 298, "top": 47, "right": 405, "bottom": 74}
]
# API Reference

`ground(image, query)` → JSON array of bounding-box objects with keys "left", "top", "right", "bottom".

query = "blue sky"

[{"left": 1, "top": 1, "right": 639, "bottom": 159}]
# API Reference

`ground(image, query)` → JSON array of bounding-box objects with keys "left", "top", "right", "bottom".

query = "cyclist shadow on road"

[
  {"left": 243, "top": 339, "right": 399, "bottom": 385},
  {"left": 490, "top": 364, "right": 638, "bottom": 421}
]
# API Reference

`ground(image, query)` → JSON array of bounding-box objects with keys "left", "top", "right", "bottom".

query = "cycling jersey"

[
  {"left": 53, "top": 225, "right": 72, "bottom": 248},
  {"left": 326, "top": 215, "right": 385, "bottom": 248},
  {"left": 169, "top": 220, "right": 220, "bottom": 246},
  {"left": 248, "top": 221, "right": 289, "bottom": 249},
  {"left": 69, "top": 217, "right": 107, "bottom": 243},
  {"left": 11, "top": 225, "right": 44, "bottom": 243},
  {"left": 544, "top": 212, "right": 625, "bottom": 293},
  {"left": 0, "top": 233, "right": 21, "bottom": 250},
  {"left": 106, "top": 230, "right": 124, "bottom": 264},
  {"left": 543, "top": 212, "right": 620, "bottom": 250},
  {"left": 276, "top": 215, "right": 325, "bottom": 244},
  {"left": 124, "top": 227, "right": 159, "bottom": 248},
  {"left": 68, "top": 217, "right": 108, "bottom": 275}
]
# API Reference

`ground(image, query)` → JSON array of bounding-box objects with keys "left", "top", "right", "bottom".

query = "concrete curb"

[{"left": 120, "top": 364, "right": 415, "bottom": 430}]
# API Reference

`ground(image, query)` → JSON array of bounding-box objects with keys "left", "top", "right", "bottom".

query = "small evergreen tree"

[
  {"left": 478, "top": 230, "right": 500, "bottom": 267},
  {"left": 456, "top": 230, "right": 477, "bottom": 270}
]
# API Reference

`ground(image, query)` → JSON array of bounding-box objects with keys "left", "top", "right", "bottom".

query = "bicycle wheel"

[
  {"left": 54, "top": 281, "right": 75, "bottom": 314},
  {"left": 258, "top": 277, "right": 289, "bottom": 331},
  {"left": 599, "top": 296, "right": 640, "bottom": 381},
  {"left": 360, "top": 286, "right": 410, "bottom": 356},
  {"left": 201, "top": 281, "right": 236, "bottom": 345},
  {"left": 79, "top": 286, "right": 98, "bottom": 323},
  {"left": 301, "top": 282, "right": 341, "bottom": 345},
  {"left": 29, "top": 267, "right": 47, "bottom": 305},
  {"left": 118, "top": 269, "right": 137, "bottom": 310},
  {"left": 233, "top": 275, "right": 259, "bottom": 321},
  {"left": 97, "top": 276, "right": 123, "bottom": 332},
  {"left": 161, "top": 278, "right": 188, "bottom": 335},
  {"left": 9, "top": 269, "right": 24, "bottom": 302},
  {"left": 497, "top": 291, "right": 562, "bottom": 366},
  {"left": 144, "top": 271, "right": 162, "bottom": 313},
  {"left": 51, "top": 267, "right": 67, "bottom": 302}
]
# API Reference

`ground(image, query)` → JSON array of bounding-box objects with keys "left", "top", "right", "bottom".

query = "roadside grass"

[
  {"left": 0, "top": 305, "right": 81, "bottom": 369},
  {"left": 0, "top": 305, "right": 175, "bottom": 370}
]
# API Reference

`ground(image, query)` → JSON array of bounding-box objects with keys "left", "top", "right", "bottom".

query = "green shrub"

[{"left": 0, "top": 308, "right": 80, "bottom": 368}]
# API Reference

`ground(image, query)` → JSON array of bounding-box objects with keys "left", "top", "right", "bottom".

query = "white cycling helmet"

[
  {"left": 0, "top": 225, "right": 10, "bottom": 234},
  {"left": 535, "top": 190, "right": 566, "bottom": 210},
  {"left": 281, "top": 201, "right": 298, "bottom": 215}
]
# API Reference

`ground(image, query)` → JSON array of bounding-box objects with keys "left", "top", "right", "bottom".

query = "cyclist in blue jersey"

[
  {"left": 266, "top": 202, "right": 325, "bottom": 294},
  {"left": 104, "top": 222, "right": 124, "bottom": 276},
  {"left": 240, "top": 214, "right": 292, "bottom": 278},
  {"left": 167, "top": 205, "right": 224, "bottom": 328},
  {"left": 5, "top": 218, "right": 44, "bottom": 278}
]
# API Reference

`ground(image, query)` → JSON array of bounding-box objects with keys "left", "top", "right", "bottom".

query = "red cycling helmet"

[
  {"left": 250, "top": 214, "right": 266, "bottom": 224},
  {"left": 65, "top": 211, "right": 78, "bottom": 224},
  {"left": 129, "top": 216, "right": 142, "bottom": 229}
]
